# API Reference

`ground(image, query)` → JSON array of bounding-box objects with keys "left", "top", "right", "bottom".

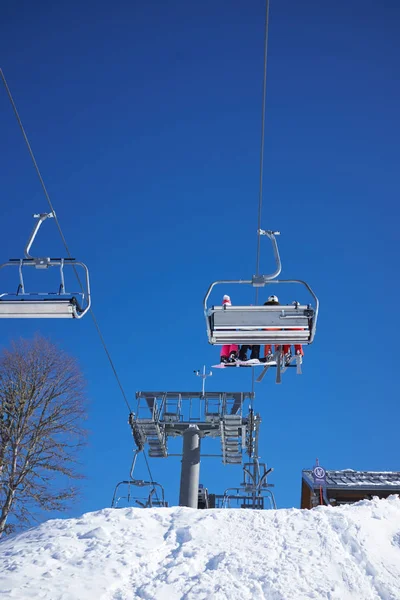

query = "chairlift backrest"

[{"left": 209, "top": 303, "right": 314, "bottom": 345}]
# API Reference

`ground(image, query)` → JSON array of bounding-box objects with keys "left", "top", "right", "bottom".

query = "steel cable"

[{"left": 252, "top": 0, "right": 270, "bottom": 394}]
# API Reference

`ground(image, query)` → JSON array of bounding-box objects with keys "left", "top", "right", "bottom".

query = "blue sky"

[{"left": 1, "top": 0, "right": 399, "bottom": 515}]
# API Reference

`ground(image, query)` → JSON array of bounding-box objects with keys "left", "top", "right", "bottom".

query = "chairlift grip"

[{"left": 258, "top": 229, "right": 280, "bottom": 236}]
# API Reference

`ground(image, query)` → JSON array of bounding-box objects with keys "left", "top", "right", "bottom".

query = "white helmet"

[{"left": 266, "top": 295, "right": 279, "bottom": 304}]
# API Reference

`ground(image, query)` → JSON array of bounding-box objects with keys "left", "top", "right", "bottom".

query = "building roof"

[{"left": 302, "top": 470, "right": 400, "bottom": 491}]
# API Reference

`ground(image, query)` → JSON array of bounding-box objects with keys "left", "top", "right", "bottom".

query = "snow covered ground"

[{"left": 1, "top": 496, "right": 400, "bottom": 600}]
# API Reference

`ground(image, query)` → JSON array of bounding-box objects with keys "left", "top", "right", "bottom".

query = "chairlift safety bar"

[
  {"left": 0, "top": 259, "right": 91, "bottom": 319},
  {"left": 0, "top": 213, "right": 91, "bottom": 319}
]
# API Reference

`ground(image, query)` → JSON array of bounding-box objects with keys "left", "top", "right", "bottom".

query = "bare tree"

[{"left": 0, "top": 336, "right": 87, "bottom": 537}]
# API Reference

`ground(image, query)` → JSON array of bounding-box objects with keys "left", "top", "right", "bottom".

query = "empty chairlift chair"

[
  {"left": 0, "top": 213, "right": 91, "bottom": 319},
  {"left": 204, "top": 231, "right": 319, "bottom": 347}
]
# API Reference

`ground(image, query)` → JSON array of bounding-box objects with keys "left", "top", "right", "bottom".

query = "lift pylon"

[{"left": 128, "top": 390, "right": 255, "bottom": 508}]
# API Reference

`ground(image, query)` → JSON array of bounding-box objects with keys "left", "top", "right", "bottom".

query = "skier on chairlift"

[
  {"left": 237, "top": 343, "right": 260, "bottom": 362},
  {"left": 263, "top": 295, "right": 304, "bottom": 362},
  {"left": 219, "top": 295, "right": 239, "bottom": 363},
  {"left": 219, "top": 294, "right": 304, "bottom": 365},
  {"left": 219, "top": 295, "right": 259, "bottom": 363}
]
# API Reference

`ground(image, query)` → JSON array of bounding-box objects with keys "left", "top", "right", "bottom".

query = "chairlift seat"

[
  {"left": 207, "top": 304, "right": 314, "bottom": 345},
  {"left": 0, "top": 298, "right": 81, "bottom": 319}
]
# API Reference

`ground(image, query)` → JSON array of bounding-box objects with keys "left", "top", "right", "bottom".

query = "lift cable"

[
  {"left": 252, "top": 0, "right": 270, "bottom": 395},
  {"left": 255, "top": 0, "right": 270, "bottom": 287}
]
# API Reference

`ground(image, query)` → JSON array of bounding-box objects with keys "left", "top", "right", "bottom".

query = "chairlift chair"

[
  {"left": 204, "top": 231, "right": 319, "bottom": 346},
  {"left": 0, "top": 213, "right": 91, "bottom": 319}
]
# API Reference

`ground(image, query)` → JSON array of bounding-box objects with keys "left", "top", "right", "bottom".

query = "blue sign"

[{"left": 312, "top": 465, "right": 326, "bottom": 487}]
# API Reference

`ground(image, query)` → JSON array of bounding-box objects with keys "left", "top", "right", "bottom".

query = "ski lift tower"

[
  {"left": 210, "top": 407, "right": 277, "bottom": 509},
  {"left": 129, "top": 389, "right": 257, "bottom": 508}
]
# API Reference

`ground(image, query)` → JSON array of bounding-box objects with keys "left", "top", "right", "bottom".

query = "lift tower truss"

[{"left": 132, "top": 391, "right": 254, "bottom": 464}]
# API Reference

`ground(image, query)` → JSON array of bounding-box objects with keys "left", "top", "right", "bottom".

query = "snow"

[{"left": 1, "top": 497, "right": 400, "bottom": 600}]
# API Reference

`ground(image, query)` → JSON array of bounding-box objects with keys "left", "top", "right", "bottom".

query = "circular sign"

[{"left": 313, "top": 466, "right": 326, "bottom": 479}]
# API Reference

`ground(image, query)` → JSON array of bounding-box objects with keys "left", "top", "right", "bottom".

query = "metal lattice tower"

[
  {"left": 123, "top": 390, "right": 275, "bottom": 510},
  {"left": 133, "top": 391, "right": 253, "bottom": 464}
]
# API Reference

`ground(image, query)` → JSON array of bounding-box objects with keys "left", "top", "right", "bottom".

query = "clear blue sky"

[{"left": 1, "top": 0, "right": 399, "bottom": 514}]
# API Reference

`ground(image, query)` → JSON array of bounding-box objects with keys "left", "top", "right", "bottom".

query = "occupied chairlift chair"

[
  {"left": 204, "top": 231, "right": 319, "bottom": 347},
  {"left": 0, "top": 213, "right": 91, "bottom": 319}
]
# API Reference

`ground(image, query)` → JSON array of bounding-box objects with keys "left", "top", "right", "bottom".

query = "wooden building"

[{"left": 301, "top": 469, "right": 400, "bottom": 509}]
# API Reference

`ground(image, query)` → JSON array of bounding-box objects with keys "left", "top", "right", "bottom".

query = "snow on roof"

[
  {"left": 1, "top": 497, "right": 400, "bottom": 599},
  {"left": 303, "top": 469, "right": 400, "bottom": 489}
]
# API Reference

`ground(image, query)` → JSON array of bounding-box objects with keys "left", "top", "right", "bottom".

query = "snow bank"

[{"left": 1, "top": 496, "right": 400, "bottom": 599}]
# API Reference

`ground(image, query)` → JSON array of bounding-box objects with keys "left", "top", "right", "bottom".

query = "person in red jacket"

[
  {"left": 219, "top": 295, "right": 239, "bottom": 363},
  {"left": 263, "top": 295, "right": 304, "bottom": 361}
]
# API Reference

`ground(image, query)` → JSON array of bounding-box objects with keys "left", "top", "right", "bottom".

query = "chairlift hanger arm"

[
  {"left": 203, "top": 230, "right": 282, "bottom": 310},
  {"left": 25, "top": 212, "right": 54, "bottom": 259},
  {"left": 258, "top": 467, "right": 273, "bottom": 489},
  {"left": 258, "top": 229, "right": 281, "bottom": 280}
]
